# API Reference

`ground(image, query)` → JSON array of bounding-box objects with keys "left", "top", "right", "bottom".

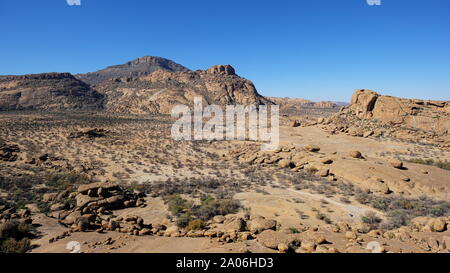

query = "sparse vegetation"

[
  {"left": 165, "top": 194, "right": 240, "bottom": 228},
  {"left": 361, "top": 211, "right": 382, "bottom": 229},
  {"left": 0, "top": 220, "right": 34, "bottom": 253},
  {"left": 408, "top": 158, "right": 450, "bottom": 171}
]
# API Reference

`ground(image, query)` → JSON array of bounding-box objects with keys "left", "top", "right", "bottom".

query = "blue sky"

[{"left": 1, "top": 0, "right": 449, "bottom": 101}]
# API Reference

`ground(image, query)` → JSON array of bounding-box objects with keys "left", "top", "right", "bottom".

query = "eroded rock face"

[
  {"left": 349, "top": 89, "right": 450, "bottom": 135},
  {"left": 95, "top": 64, "right": 271, "bottom": 114},
  {"left": 0, "top": 73, "right": 104, "bottom": 111}
]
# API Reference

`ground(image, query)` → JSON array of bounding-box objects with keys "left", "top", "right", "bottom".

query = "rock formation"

[
  {"left": 348, "top": 89, "right": 450, "bottom": 135},
  {"left": 0, "top": 73, "right": 104, "bottom": 111},
  {"left": 96, "top": 64, "right": 272, "bottom": 114},
  {"left": 76, "top": 56, "right": 190, "bottom": 85}
]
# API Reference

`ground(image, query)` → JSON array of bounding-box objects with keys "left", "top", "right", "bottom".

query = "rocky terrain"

[
  {"left": 95, "top": 64, "right": 272, "bottom": 114},
  {"left": 268, "top": 97, "right": 339, "bottom": 109},
  {"left": 305, "top": 89, "right": 450, "bottom": 150},
  {"left": 76, "top": 56, "right": 190, "bottom": 85},
  {"left": 0, "top": 57, "right": 272, "bottom": 115},
  {"left": 0, "top": 58, "right": 449, "bottom": 254},
  {"left": 0, "top": 73, "right": 104, "bottom": 111}
]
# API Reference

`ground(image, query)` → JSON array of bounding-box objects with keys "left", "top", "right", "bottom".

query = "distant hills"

[
  {"left": 0, "top": 73, "right": 104, "bottom": 111},
  {"left": 76, "top": 56, "right": 190, "bottom": 86},
  {"left": 0, "top": 56, "right": 345, "bottom": 113}
]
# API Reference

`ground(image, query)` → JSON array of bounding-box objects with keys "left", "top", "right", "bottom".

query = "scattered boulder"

[
  {"left": 349, "top": 151, "right": 362, "bottom": 159},
  {"left": 213, "top": 215, "right": 226, "bottom": 224},
  {"left": 278, "top": 159, "right": 292, "bottom": 168},
  {"left": 222, "top": 217, "right": 246, "bottom": 232},
  {"left": 277, "top": 243, "right": 289, "bottom": 253},
  {"left": 248, "top": 216, "right": 277, "bottom": 234},
  {"left": 257, "top": 230, "right": 295, "bottom": 249},
  {"left": 389, "top": 159, "right": 404, "bottom": 169},
  {"left": 68, "top": 128, "right": 108, "bottom": 139},
  {"left": 304, "top": 145, "right": 320, "bottom": 152},
  {"left": 292, "top": 120, "right": 301, "bottom": 128},
  {"left": 0, "top": 141, "right": 20, "bottom": 162}
]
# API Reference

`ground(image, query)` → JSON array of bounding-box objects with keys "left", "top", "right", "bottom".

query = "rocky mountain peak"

[{"left": 206, "top": 65, "right": 236, "bottom": 76}]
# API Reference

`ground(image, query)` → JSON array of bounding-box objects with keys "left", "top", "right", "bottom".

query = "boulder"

[
  {"left": 213, "top": 215, "right": 226, "bottom": 224},
  {"left": 222, "top": 217, "right": 246, "bottom": 232},
  {"left": 248, "top": 216, "right": 277, "bottom": 234},
  {"left": 304, "top": 145, "right": 320, "bottom": 152},
  {"left": 389, "top": 159, "right": 404, "bottom": 169},
  {"left": 349, "top": 151, "right": 362, "bottom": 159},
  {"left": 257, "top": 230, "right": 295, "bottom": 249}
]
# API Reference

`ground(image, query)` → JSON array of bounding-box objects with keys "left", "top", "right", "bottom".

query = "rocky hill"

[
  {"left": 95, "top": 64, "right": 272, "bottom": 114},
  {"left": 0, "top": 73, "right": 104, "bottom": 111},
  {"left": 316, "top": 89, "right": 450, "bottom": 149},
  {"left": 268, "top": 97, "right": 338, "bottom": 109},
  {"left": 76, "top": 56, "right": 190, "bottom": 85},
  {"left": 348, "top": 89, "right": 450, "bottom": 135}
]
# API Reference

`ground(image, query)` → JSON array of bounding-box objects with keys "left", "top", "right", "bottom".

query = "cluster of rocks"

[
  {"left": 0, "top": 206, "right": 35, "bottom": 242},
  {"left": 304, "top": 89, "right": 450, "bottom": 150},
  {"left": 230, "top": 144, "right": 338, "bottom": 181},
  {"left": 0, "top": 140, "right": 20, "bottom": 162},
  {"left": 0, "top": 206, "right": 33, "bottom": 224},
  {"left": 68, "top": 128, "right": 108, "bottom": 139},
  {"left": 44, "top": 182, "right": 146, "bottom": 239}
]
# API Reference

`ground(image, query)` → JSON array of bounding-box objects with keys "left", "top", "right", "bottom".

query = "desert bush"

[
  {"left": 316, "top": 212, "right": 332, "bottom": 224},
  {"left": 186, "top": 220, "right": 205, "bottom": 231},
  {"left": 361, "top": 211, "right": 382, "bottom": 229},
  {"left": 165, "top": 195, "right": 240, "bottom": 228},
  {"left": 409, "top": 158, "right": 450, "bottom": 171},
  {"left": 46, "top": 172, "right": 91, "bottom": 191},
  {"left": 1, "top": 238, "right": 30, "bottom": 253},
  {"left": 353, "top": 192, "right": 450, "bottom": 229},
  {"left": 288, "top": 227, "right": 300, "bottom": 234},
  {"left": 0, "top": 220, "right": 33, "bottom": 253}
]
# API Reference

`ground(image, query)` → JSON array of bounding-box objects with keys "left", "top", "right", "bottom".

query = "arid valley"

[{"left": 1, "top": 56, "right": 450, "bottom": 254}]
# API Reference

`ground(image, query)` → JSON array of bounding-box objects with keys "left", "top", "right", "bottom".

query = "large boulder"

[
  {"left": 257, "top": 230, "right": 296, "bottom": 249},
  {"left": 248, "top": 216, "right": 277, "bottom": 234}
]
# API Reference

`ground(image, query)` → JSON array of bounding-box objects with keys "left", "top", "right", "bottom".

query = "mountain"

[
  {"left": 95, "top": 64, "right": 272, "bottom": 114},
  {"left": 76, "top": 56, "right": 190, "bottom": 85},
  {"left": 267, "top": 96, "right": 338, "bottom": 111},
  {"left": 0, "top": 73, "right": 104, "bottom": 111}
]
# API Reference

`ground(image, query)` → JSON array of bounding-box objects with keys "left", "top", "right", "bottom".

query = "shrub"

[
  {"left": 175, "top": 213, "right": 191, "bottom": 228},
  {"left": 0, "top": 221, "right": 19, "bottom": 239},
  {"left": 165, "top": 195, "right": 240, "bottom": 228},
  {"left": 1, "top": 238, "right": 30, "bottom": 253},
  {"left": 288, "top": 227, "right": 300, "bottom": 234},
  {"left": 316, "top": 212, "right": 332, "bottom": 224},
  {"left": 361, "top": 211, "right": 382, "bottom": 229},
  {"left": 186, "top": 220, "right": 205, "bottom": 231},
  {"left": 409, "top": 159, "right": 450, "bottom": 171}
]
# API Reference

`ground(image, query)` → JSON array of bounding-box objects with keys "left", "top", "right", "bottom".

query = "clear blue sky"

[{"left": 1, "top": 0, "right": 449, "bottom": 101}]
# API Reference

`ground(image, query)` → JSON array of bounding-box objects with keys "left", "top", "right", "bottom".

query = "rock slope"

[
  {"left": 76, "top": 56, "right": 190, "bottom": 85},
  {"left": 0, "top": 73, "right": 104, "bottom": 111},
  {"left": 96, "top": 64, "right": 272, "bottom": 114}
]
